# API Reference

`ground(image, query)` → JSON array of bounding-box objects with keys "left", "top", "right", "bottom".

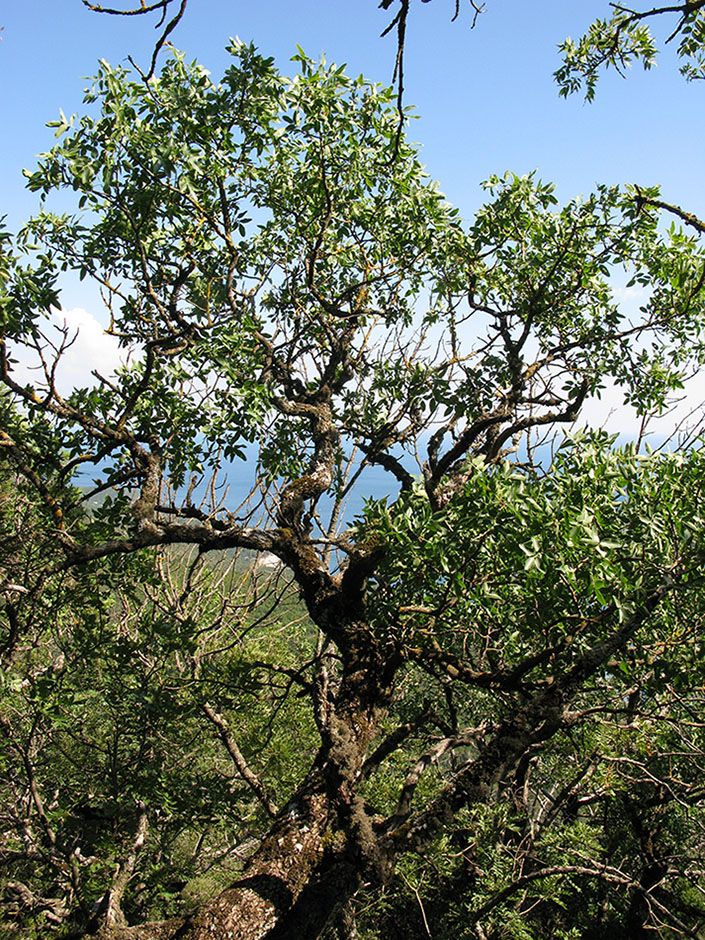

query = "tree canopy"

[{"left": 2, "top": 7, "right": 705, "bottom": 940}]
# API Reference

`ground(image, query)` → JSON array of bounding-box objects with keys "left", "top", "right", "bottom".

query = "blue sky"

[
  {"left": 2, "top": 0, "right": 704, "bottom": 232},
  {"left": 1, "top": 1, "right": 704, "bottom": 438}
]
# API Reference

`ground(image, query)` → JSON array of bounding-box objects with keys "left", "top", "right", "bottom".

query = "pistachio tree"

[{"left": 2, "top": 42, "right": 705, "bottom": 940}]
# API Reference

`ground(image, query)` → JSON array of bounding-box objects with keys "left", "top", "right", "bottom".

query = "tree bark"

[
  {"left": 101, "top": 660, "right": 390, "bottom": 940},
  {"left": 101, "top": 770, "right": 372, "bottom": 940}
]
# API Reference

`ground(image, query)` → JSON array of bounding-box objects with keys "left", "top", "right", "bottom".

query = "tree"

[{"left": 2, "top": 30, "right": 705, "bottom": 940}]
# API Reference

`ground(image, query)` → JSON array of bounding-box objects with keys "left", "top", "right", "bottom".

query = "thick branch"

[
  {"left": 385, "top": 578, "right": 670, "bottom": 852},
  {"left": 634, "top": 188, "right": 705, "bottom": 234},
  {"left": 104, "top": 802, "right": 149, "bottom": 930}
]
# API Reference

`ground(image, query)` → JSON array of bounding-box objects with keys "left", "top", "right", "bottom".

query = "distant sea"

[
  {"left": 77, "top": 450, "right": 401, "bottom": 534},
  {"left": 213, "top": 454, "right": 401, "bottom": 532},
  {"left": 78, "top": 429, "right": 670, "bottom": 532}
]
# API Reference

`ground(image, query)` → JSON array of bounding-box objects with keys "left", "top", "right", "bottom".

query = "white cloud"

[
  {"left": 50, "top": 307, "right": 128, "bottom": 390},
  {"left": 7, "top": 307, "right": 132, "bottom": 394},
  {"left": 576, "top": 375, "right": 705, "bottom": 443},
  {"left": 574, "top": 278, "right": 705, "bottom": 441}
]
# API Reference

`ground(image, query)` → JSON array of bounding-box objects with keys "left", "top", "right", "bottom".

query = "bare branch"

[{"left": 202, "top": 703, "right": 279, "bottom": 818}]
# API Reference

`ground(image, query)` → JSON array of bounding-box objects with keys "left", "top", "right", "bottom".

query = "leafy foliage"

[{"left": 556, "top": 2, "right": 705, "bottom": 100}]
